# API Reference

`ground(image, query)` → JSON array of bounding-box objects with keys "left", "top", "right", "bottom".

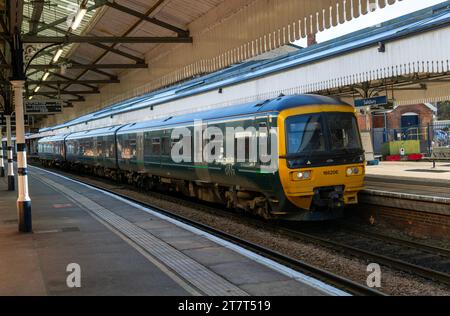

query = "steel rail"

[
  {"left": 276, "top": 226, "right": 450, "bottom": 287},
  {"left": 339, "top": 225, "right": 450, "bottom": 259}
]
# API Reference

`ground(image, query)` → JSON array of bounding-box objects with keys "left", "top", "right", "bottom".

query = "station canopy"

[{"left": 0, "top": 0, "right": 406, "bottom": 124}]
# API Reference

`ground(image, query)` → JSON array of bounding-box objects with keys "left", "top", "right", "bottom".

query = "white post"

[
  {"left": 6, "top": 114, "right": 15, "bottom": 191},
  {"left": 11, "top": 80, "right": 31, "bottom": 233},
  {"left": 0, "top": 127, "right": 4, "bottom": 177}
]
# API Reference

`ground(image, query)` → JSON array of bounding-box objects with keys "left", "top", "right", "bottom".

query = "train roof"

[
  {"left": 117, "top": 94, "right": 348, "bottom": 133},
  {"left": 39, "top": 133, "right": 71, "bottom": 143},
  {"left": 65, "top": 125, "right": 122, "bottom": 140}
]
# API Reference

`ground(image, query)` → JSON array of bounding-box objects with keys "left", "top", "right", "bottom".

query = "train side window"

[
  {"left": 122, "top": 138, "right": 137, "bottom": 159},
  {"left": 161, "top": 137, "right": 170, "bottom": 156},
  {"left": 97, "top": 141, "right": 103, "bottom": 156},
  {"left": 152, "top": 137, "right": 161, "bottom": 155},
  {"left": 144, "top": 133, "right": 155, "bottom": 157},
  {"left": 105, "top": 136, "right": 114, "bottom": 158},
  {"left": 83, "top": 139, "right": 94, "bottom": 157},
  {"left": 129, "top": 140, "right": 137, "bottom": 159}
]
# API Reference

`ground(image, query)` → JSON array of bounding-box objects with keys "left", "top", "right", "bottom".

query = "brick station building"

[
  {"left": 356, "top": 103, "right": 437, "bottom": 155},
  {"left": 357, "top": 103, "right": 436, "bottom": 132}
]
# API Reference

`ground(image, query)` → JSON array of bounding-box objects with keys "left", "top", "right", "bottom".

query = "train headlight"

[
  {"left": 293, "top": 171, "right": 312, "bottom": 181},
  {"left": 347, "top": 167, "right": 360, "bottom": 176}
]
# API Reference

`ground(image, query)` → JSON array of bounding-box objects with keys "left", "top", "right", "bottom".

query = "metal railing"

[{"left": 371, "top": 123, "right": 450, "bottom": 156}]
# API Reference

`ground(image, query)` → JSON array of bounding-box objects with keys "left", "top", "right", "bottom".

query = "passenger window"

[
  {"left": 122, "top": 139, "right": 136, "bottom": 159},
  {"left": 152, "top": 138, "right": 161, "bottom": 155},
  {"left": 161, "top": 137, "right": 170, "bottom": 156},
  {"left": 97, "top": 141, "right": 103, "bottom": 156}
]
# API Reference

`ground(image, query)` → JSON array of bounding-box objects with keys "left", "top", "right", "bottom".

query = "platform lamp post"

[
  {"left": 6, "top": 115, "right": 15, "bottom": 191},
  {"left": 11, "top": 33, "right": 31, "bottom": 233}
]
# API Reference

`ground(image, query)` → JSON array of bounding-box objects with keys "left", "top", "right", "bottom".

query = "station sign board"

[
  {"left": 25, "top": 99, "right": 63, "bottom": 115},
  {"left": 354, "top": 96, "right": 388, "bottom": 108},
  {"left": 0, "top": 114, "right": 32, "bottom": 126}
]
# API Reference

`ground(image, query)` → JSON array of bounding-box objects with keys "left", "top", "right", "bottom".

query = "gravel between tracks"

[{"left": 39, "top": 167, "right": 450, "bottom": 296}]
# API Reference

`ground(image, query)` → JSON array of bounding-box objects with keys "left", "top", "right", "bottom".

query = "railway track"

[
  {"left": 276, "top": 224, "right": 450, "bottom": 287},
  {"left": 33, "top": 164, "right": 450, "bottom": 293},
  {"left": 33, "top": 165, "right": 384, "bottom": 296}
]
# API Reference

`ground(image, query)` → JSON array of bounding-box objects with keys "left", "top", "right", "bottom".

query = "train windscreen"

[
  {"left": 285, "top": 112, "right": 364, "bottom": 168},
  {"left": 326, "top": 112, "right": 362, "bottom": 152},
  {"left": 286, "top": 114, "right": 326, "bottom": 155}
]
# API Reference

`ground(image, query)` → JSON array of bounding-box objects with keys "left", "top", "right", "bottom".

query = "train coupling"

[{"left": 313, "top": 186, "right": 345, "bottom": 210}]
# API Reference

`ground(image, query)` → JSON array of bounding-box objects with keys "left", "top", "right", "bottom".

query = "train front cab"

[{"left": 277, "top": 104, "right": 365, "bottom": 221}]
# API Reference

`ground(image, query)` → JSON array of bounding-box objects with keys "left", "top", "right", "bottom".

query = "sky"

[{"left": 295, "top": 0, "right": 448, "bottom": 47}]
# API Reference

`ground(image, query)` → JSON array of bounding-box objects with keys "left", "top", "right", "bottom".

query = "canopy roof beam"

[
  {"left": 31, "top": 46, "right": 119, "bottom": 81},
  {"left": 44, "top": 71, "right": 101, "bottom": 90},
  {"left": 22, "top": 35, "right": 192, "bottom": 44},
  {"left": 34, "top": 90, "right": 101, "bottom": 96},
  {"left": 23, "top": 15, "right": 146, "bottom": 64},
  {"left": 27, "top": 79, "right": 120, "bottom": 85},
  {"left": 28, "top": 0, "right": 45, "bottom": 35},
  {"left": 60, "top": 0, "right": 168, "bottom": 92},
  {"left": 105, "top": 1, "right": 189, "bottom": 37},
  {"left": 29, "top": 63, "right": 148, "bottom": 70},
  {"left": 32, "top": 0, "right": 107, "bottom": 34},
  {"left": 36, "top": 95, "right": 86, "bottom": 102}
]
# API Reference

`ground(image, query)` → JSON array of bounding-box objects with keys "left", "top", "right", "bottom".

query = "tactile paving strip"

[{"left": 34, "top": 173, "right": 248, "bottom": 296}]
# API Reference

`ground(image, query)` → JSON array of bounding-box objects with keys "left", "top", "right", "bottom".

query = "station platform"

[
  {"left": 360, "top": 161, "right": 450, "bottom": 216},
  {"left": 366, "top": 161, "right": 450, "bottom": 184},
  {"left": 365, "top": 162, "right": 450, "bottom": 203},
  {"left": 358, "top": 161, "right": 450, "bottom": 242},
  {"left": 0, "top": 166, "right": 342, "bottom": 296},
  {"left": 364, "top": 161, "right": 450, "bottom": 202}
]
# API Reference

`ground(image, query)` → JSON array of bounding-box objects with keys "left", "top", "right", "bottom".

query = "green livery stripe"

[
  {"left": 122, "top": 160, "right": 271, "bottom": 174},
  {"left": 238, "top": 169, "right": 275, "bottom": 174}
]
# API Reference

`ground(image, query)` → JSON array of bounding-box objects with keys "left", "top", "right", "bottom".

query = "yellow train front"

[{"left": 274, "top": 102, "right": 365, "bottom": 221}]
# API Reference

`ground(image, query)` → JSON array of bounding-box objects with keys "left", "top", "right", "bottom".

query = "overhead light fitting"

[
  {"left": 28, "top": 96, "right": 33, "bottom": 100},
  {"left": 53, "top": 47, "right": 64, "bottom": 63},
  {"left": 71, "top": 2, "right": 88, "bottom": 30},
  {"left": 42, "top": 72, "right": 50, "bottom": 81},
  {"left": 34, "top": 86, "right": 40, "bottom": 93}
]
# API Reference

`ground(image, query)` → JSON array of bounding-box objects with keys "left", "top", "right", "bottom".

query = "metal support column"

[
  {"left": 11, "top": 81, "right": 31, "bottom": 232},
  {"left": 6, "top": 115, "right": 15, "bottom": 191},
  {"left": 9, "top": 29, "right": 32, "bottom": 232},
  {"left": 0, "top": 128, "right": 4, "bottom": 177}
]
